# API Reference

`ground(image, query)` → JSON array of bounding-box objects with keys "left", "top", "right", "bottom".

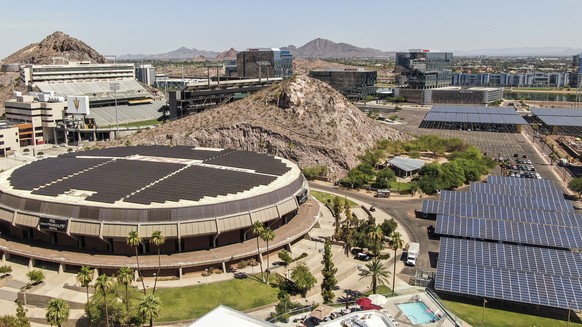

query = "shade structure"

[
  {"left": 368, "top": 294, "right": 388, "bottom": 306},
  {"left": 308, "top": 305, "right": 335, "bottom": 321},
  {"left": 355, "top": 298, "right": 371, "bottom": 306}
]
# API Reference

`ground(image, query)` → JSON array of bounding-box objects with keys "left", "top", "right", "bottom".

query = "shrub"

[
  {"left": 37, "top": 152, "right": 44, "bottom": 156},
  {"left": 278, "top": 250, "right": 293, "bottom": 267},
  {"left": 0, "top": 265, "right": 12, "bottom": 275},
  {"left": 23, "top": 148, "right": 30, "bottom": 153},
  {"left": 27, "top": 269, "right": 45, "bottom": 285},
  {"left": 237, "top": 260, "right": 250, "bottom": 269}
]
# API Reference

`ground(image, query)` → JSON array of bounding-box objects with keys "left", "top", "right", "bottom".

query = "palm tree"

[
  {"left": 45, "top": 298, "right": 70, "bottom": 327},
  {"left": 76, "top": 266, "right": 93, "bottom": 302},
  {"left": 251, "top": 221, "right": 265, "bottom": 282},
  {"left": 150, "top": 230, "right": 166, "bottom": 294},
  {"left": 139, "top": 293, "right": 161, "bottom": 327},
  {"left": 388, "top": 232, "right": 404, "bottom": 296},
  {"left": 95, "top": 274, "right": 112, "bottom": 327},
  {"left": 367, "top": 225, "right": 384, "bottom": 256},
  {"left": 260, "top": 227, "right": 275, "bottom": 284},
  {"left": 117, "top": 266, "right": 135, "bottom": 312},
  {"left": 358, "top": 258, "right": 390, "bottom": 294},
  {"left": 127, "top": 230, "right": 147, "bottom": 294}
]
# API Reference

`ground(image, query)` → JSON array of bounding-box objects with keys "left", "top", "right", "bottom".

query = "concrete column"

[
  {"left": 58, "top": 264, "right": 65, "bottom": 274},
  {"left": 285, "top": 243, "right": 292, "bottom": 253},
  {"left": 134, "top": 269, "right": 139, "bottom": 282},
  {"left": 178, "top": 267, "right": 183, "bottom": 280},
  {"left": 1, "top": 253, "right": 8, "bottom": 262},
  {"left": 221, "top": 262, "right": 226, "bottom": 273},
  {"left": 257, "top": 253, "right": 264, "bottom": 265},
  {"left": 93, "top": 268, "right": 100, "bottom": 280},
  {"left": 28, "top": 258, "right": 35, "bottom": 269}
]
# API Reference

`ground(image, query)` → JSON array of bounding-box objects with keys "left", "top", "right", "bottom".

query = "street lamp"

[{"left": 109, "top": 82, "right": 120, "bottom": 136}]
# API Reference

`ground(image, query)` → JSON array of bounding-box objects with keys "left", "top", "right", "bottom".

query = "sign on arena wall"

[
  {"left": 66, "top": 96, "right": 90, "bottom": 115},
  {"left": 39, "top": 217, "right": 68, "bottom": 233}
]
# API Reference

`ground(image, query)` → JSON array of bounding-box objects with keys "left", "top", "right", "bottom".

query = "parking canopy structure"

[
  {"left": 529, "top": 108, "right": 582, "bottom": 136},
  {"left": 419, "top": 105, "right": 528, "bottom": 133},
  {"left": 388, "top": 156, "right": 426, "bottom": 177},
  {"left": 421, "top": 176, "right": 582, "bottom": 311}
]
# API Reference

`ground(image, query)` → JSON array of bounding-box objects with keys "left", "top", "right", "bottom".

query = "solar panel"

[
  {"left": 423, "top": 112, "right": 527, "bottom": 125},
  {"left": 203, "top": 151, "right": 290, "bottom": 176},
  {"left": 530, "top": 108, "right": 582, "bottom": 117},
  {"left": 431, "top": 105, "right": 518, "bottom": 115},
  {"left": 436, "top": 237, "right": 582, "bottom": 310},
  {"left": 435, "top": 215, "right": 582, "bottom": 249},
  {"left": 486, "top": 175, "right": 554, "bottom": 187},
  {"left": 438, "top": 190, "right": 574, "bottom": 213},
  {"left": 470, "top": 182, "right": 563, "bottom": 199},
  {"left": 536, "top": 116, "right": 582, "bottom": 127}
]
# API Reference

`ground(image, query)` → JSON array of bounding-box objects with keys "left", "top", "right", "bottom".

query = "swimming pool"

[{"left": 397, "top": 301, "right": 437, "bottom": 325}]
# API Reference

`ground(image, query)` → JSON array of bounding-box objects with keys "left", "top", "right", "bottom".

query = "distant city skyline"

[{"left": 1, "top": 0, "right": 581, "bottom": 59}]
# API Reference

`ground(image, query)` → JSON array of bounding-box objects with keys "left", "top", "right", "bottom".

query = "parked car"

[{"left": 356, "top": 252, "right": 372, "bottom": 261}]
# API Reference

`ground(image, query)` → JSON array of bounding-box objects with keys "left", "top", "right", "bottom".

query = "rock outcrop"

[
  {"left": 2, "top": 31, "right": 106, "bottom": 64},
  {"left": 124, "top": 75, "right": 410, "bottom": 176}
]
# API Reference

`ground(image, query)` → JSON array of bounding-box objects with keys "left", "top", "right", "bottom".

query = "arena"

[{"left": 0, "top": 146, "right": 319, "bottom": 277}]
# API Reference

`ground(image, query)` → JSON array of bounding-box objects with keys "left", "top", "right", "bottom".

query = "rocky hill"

[
  {"left": 292, "top": 38, "right": 392, "bottom": 58},
  {"left": 122, "top": 75, "right": 409, "bottom": 175},
  {"left": 2, "top": 31, "right": 106, "bottom": 64},
  {"left": 215, "top": 48, "right": 238, "bottom": 60}
]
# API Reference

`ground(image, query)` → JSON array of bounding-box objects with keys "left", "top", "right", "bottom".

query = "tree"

[
  {"left": 358, "top": 258, "right": 390, "bottom": 294},
  {"left": 127, "top": 231, "right": 147, "bottom": 294},
  {"left": 388, "top": 232, "right": 404, "bottom": 295},
  {"left": 321, "top": 238, "right": 337, "bottom": 303},
  {"left": 291, "top": 263, "right": 317, "bottom": 297},
  {"left": 76, "top": 266, "right": 94, "bottom": 302},
  {"left": 568, "top": 178, "right": 582, "bottom": 199},
  {"left": 45, "top": 298, "right": 69, "bottom": 327},
  {"left": 367, "top": 225, "right": 384, "bottom": 256},
  {"left": 372, "top": 167, "right": 396, "bottom": 189},
  {"left": 117, "top": 267, "right": 135, "bottom": 312},
  {"left": 251, "top": 221, "right": 265, "bottom": 283},
  {"left": 261, "top": 227, "right": 275, "bottom": 284},
  {"left": 150, "top": 230, "right": 166, "bottom": 294},
  {"left": 16, "top": 300, "right": 30, "bottom": 327},
  {"left": 332, "top": 196, "right": 343, "bottom": 240},
  {"left": 0, "top": 315, "right": 20, "bottom": 326},
  {"left": 26, "top": 269, "right": 45, "bottom": 285},
  {"left": 277, "top": 250, "right": 292, "bottom": 267},
  {"left": 138, "top": 294, "right": 161, "bottom": 327},
  {"left": 94, "top": 274, "right": 112, "bottom": 327}
]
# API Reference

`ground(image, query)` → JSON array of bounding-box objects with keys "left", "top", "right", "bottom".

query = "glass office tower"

[{"left": 395, "top": 50, "right": 453, "bottom": 89}]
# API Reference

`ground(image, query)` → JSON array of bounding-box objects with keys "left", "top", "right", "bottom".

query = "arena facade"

[{"left": 0, "top": 146, "right": 319, "bottom": 277}]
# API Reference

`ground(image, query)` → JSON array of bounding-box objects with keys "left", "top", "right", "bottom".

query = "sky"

[{"left": 0, "top": 0, "right": 581, "bottom": 59}]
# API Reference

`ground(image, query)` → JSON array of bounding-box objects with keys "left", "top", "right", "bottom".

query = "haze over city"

[{"left": 1, "top": 0, "right": 581, "bottom": 59}]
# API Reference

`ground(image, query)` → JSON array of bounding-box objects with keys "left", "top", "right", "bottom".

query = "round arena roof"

[{"left": 0, "top": 146, "right": 305, "bottom": 223}]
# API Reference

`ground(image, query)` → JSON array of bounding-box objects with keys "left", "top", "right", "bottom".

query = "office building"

[
  {"left": 395, "top": 50, "right": 453, "bottom": 89},
  {"left": 135, "top": 64, "right": 156, "bottom": 86},
  {"left": 309, "top": 68, "right": 377, "bottom": 99},
  {"left": 237, "top": 48, "right": 293, "bottom": 79},
  {"left": 453, "top": 72, "right": 571, "bottom": 88},
  {"left": 20, "top": 62, "right": 135, "bottom": 87}
]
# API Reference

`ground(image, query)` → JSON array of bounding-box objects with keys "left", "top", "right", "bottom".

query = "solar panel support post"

[{"left": 481, "top": 299, "right": 487, "bottom": 327}]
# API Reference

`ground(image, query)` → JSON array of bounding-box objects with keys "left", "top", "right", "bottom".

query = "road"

[{"left": 308, "top": 182, "right": 440, "bottom": 274}]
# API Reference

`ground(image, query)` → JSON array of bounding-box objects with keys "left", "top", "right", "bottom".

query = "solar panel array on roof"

[
  {"left": 64, "top": 146, "right": 234, "bottom": 162},
  {"left": 9, "top": 158, "right": 111, "bottom": 190},
  {"left": 33, "top": 160, "right": 185, "bottom": 203},
  {"left": 486, "top": 175, "right": 554, "bottom": 187},
  {"left": 438, "top": 190, "right": 574, "bottom": 213},
  {"left": 535, "top": 116, "right": 582, "bottom": 127},
  {"left": 423, "top": 112, "right": 528, "bottom": 125},
  {"left": 530, "top": 108, "right": 582, "bottom": 117},
  {"left": 470, "top": 182, "right": 563, "bottom": 199},
  {"left": 124, "top": 165, "right": 276, "bottom": 205},
  {"left": 436, "top": 238, "right": 582, "bottom": 310},
  {"left": 423, "top": 105, "right": 528, "bottom": 125},
  {"left": 428, "top": 176, "right": 582, "bottom": 309},
  {"left": 204, "top": 151, "right": 290, "bottom": 175},
  {"left": 431, "top": 105, "right": 518, "bottom": 115},
  {"left": 435, "top": 215, "right": 582, "bottom": 249}
]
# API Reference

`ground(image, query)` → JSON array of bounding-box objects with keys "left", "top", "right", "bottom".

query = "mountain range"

[
  {"left": 454, "top": 47, "right": 582, "bottom": 57},
  {"left": 117, "top": 38, "right": 395, "bottom": 60}
]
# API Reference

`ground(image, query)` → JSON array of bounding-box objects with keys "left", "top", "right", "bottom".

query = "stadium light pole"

[{"left": 110, "top": 82, "right": 120, "bottom": 136}]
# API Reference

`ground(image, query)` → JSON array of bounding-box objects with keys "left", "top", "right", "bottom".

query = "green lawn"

[
  {"left": 443, "top": 300, "right": 582, "bottom": 327},
  {"left": 363, "top": 285, "right": 393, "bottom": 296},
  {"left": 311, "top": 190, "right": 358, "bottom": 207},
  {"left": 389, "top": 181, "right": 411, "bottom": 194},
  {"left": 155, "top": 277, "right": 278, "bottom": 322}
]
